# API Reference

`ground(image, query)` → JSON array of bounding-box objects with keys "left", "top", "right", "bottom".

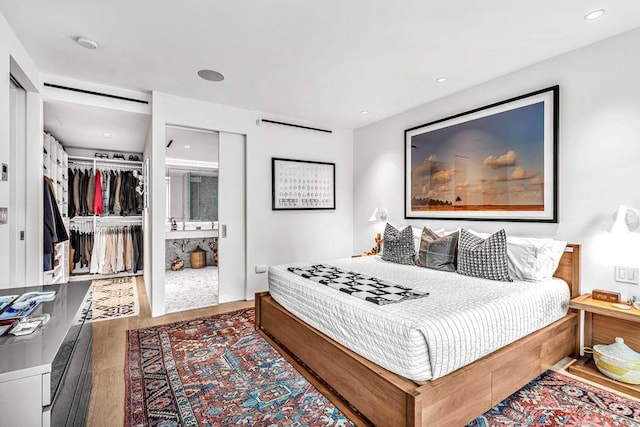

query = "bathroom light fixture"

[
  {"left": 610, "top": 205, "right": 640, "bottom": 233},
  {"left": 584, "top": 9, "right": 606, "bottom": 20},
  {"left": 435, "top": 77, "right": 448, "bottom": 83},
  {"left": 76, "top": 36, "right": 99, "bottom": 49},
  {"left": 368, "top": 207, "right": 388, "bottom": 222},
  {"left": 197, "top": 69, "right": 225, "bottom": 82}
]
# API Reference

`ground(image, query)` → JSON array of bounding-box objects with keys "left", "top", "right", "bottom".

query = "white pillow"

[
  {"left": 436, "top": 228, "right": 461, "bottom": 237},
  {"left": 467, "top": 229, "right": 566, "bottom": 282}
]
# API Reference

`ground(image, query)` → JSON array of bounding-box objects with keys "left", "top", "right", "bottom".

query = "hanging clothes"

[
  {"left": 102, "top": 170, "right": 110, "bottom": 215},
  {"left": 68, "top": 168, "right": 76, "bottom": 218},
  {"left": 113, "top": 173, "right": 122, "bottom": 215},
  {"left": 87, "top": 172, "right": 96, "bottom": 215},
  {"left": 43, "top": 176, "right": 69, "bottom": 271},
  {"left": 71, "top": 225, "right": 143, "bottom": 276},
  {"left": 94, "top": 170, "right": 104, "bottom": 216}
]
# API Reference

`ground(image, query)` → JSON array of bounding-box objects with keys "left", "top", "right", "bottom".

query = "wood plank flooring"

[{"left": 87, "top": 276, "right": 253, "bottom": 427}]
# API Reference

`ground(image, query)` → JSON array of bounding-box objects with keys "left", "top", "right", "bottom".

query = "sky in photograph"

[{"left": 410, "top": 102, "right": 545, "bottom": 206}]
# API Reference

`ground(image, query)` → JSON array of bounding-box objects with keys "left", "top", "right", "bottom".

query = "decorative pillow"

[
  {"left": 468, "top": 229, "right": 566, "bottom": 282},
  {"left": 412, "top": 226, "right": 444, "bottom": 253},
  {"left": 415, "top": 228, "right": 458, "bottom": 272},
  {"left": 457, "top": 229, "right": 512, "bottom": 282},
  {"left": 382, "top": 223, "right": 416, "bottom": 265}
]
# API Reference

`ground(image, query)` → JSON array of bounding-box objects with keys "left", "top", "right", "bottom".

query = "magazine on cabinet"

[
  {"left": 13, "top": 291, "right": 56, "bottom": 307},
  {"left": 0, "top": 295, "right": 19, "bottom": 312}
]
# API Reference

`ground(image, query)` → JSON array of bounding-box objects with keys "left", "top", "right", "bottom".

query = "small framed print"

[{"left": 272, "top": 158, "right": 335, "bottom": 210}]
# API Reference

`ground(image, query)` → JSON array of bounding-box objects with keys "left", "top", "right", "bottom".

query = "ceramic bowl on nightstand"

[{"left": 593, "top": 337, "right": 640, "bottom": 384}]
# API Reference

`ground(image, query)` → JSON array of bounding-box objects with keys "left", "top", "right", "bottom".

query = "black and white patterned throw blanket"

[{"left": 287, "top": 264, "right": 429, "bottom": 305}]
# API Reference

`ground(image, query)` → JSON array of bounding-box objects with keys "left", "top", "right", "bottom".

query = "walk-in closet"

[{"left": 42, "top": 92, "right": 150, "bottom": 285}]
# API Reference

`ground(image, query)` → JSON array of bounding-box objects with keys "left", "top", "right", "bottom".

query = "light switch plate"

[
  {"left": 0, "top": 207, "right": 7, "bottom": 224},
  {"left": 615, "top": 265, "right": 639, "bottom": 284},
  {"left": 1, "top": 164, "right": 7, "bottom": 181}
]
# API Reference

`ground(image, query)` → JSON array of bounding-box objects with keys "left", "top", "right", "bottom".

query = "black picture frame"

[
  {"left": 272, "top": 157, "right": 336, "bottom": 211},
  {"left": 404, "top": 85, "right": 559, "bottom": 222}
]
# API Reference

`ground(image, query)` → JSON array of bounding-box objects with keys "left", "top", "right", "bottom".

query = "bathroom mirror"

[
  {"left": 164, "top": 124, "right": 219, "bottom": 228},
  {"left": 166, "top": 168, "right": 218, "bottom": 222}
]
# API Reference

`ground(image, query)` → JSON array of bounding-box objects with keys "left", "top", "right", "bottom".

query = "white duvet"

[{"left": 268, "top": 256, "right": 569, "bottom": 382}]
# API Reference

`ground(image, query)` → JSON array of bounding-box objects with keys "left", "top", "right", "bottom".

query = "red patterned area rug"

[
  {"left": 126, "top": 308, "right": 354, "bottom": 426},
  {"left": 469, "top": 370, "right": 640, "bottom": 426}
]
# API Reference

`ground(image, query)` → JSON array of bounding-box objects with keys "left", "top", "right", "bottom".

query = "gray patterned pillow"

[
  {"left": 381, "top": 223, "right": 415, "bottom": 265},
  {"left": 415, "top": 228, "right": 458, "bottom": 272},
  {"left": 457, "top": 229, "right": 512, "bottom": 281}
]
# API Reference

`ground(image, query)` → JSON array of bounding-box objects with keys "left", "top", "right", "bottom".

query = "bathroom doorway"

[{"left": 164, "top": 126, "right": 219, "bottom": 313}]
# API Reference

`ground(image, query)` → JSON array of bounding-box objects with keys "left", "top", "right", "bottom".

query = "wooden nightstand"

[{"left": 568, "top": 294, "right": 640, "bottom": 397}]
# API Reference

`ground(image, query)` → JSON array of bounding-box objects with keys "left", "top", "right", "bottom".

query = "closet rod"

[
  {"left": 68, "top": 156, "right": 143, "bottom": 167},
  {"left": 70, "top": 216, "right": 143, "bottom": 222}
]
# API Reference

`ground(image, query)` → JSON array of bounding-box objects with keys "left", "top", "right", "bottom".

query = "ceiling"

[
  {"left": 44, "top": 101, "right": 150, "bottom": 152},
  {"left": 4, "top": 1, "right": 640, "bottom": 128}
]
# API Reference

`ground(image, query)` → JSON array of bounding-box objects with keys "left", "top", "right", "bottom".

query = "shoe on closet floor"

[
  {"left": 94, "top": 152, "right": 109, "bottom": 158},
  {"left": 128, "top": 155, "right": 140, "bottom": 161},
  {"left": 113, "top": 154, "right": 125, "bottom": 160}
]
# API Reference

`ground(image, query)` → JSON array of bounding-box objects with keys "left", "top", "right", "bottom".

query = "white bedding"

[{"left": 268, "top": 256, "right": 570, "bottom": 382}]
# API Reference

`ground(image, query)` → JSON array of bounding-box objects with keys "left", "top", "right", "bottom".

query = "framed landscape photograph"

[
  {"left": 405, "top": 86, "right": 558, "bottom": 222},
  {"left": 272, "top": 158, "right": 335, "bottom": 210}
]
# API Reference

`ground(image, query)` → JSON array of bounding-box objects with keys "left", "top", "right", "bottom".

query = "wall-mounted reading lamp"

[{"left": 609, "top": 205, "right": 640, "bottom": 234}]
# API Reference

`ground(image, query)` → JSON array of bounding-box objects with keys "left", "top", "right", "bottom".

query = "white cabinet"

[{"left": 43, "top": 133, "right": 69, "bottom": 285}]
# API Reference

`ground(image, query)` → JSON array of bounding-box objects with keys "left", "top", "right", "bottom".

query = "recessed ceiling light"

[
  {"left": 197, "top": 69, "right": 225, "bottom": 82},
  {"left": 76, "top": 36, "right": 99, "bottom": 49},
  {"left": 584, "top": 9, "right": 606, "bottom": 20},
  {"left": 184, "top": 145, "right": 191, "bottom": 149},
  {"left": 103, "top": 132, "right": 112, "bottom": 138},
  {"left": 435, "top": 77, "right": 448, "bottom": 83},
  {"left": 361, "top": 110, "right": 369, "bottom": 115}
]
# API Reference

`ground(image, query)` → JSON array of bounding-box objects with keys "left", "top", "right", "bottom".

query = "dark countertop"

[{"left": 0, "top": 282, "right": 91, "bottom": 382}]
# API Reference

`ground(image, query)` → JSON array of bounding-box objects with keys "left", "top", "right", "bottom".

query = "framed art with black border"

[
  {"left": 405, "top": 85, "right": 559, "bottom": 222},
  {"left": 272, "top": 158, "right": 336, "bottom": 210}
]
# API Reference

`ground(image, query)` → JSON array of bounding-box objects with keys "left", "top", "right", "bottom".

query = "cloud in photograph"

[{"left": 483, "top": 150, "right": 518, "bottom": 169}]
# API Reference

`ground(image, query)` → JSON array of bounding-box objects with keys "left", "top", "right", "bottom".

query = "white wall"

[
  {"left": 143, "top": 119, "right": 153, "bottom": 301},
  {"left": 147, "top": 92, "right": 353, "bottom": 315},
  {"left": 354, "top": 28, "right": 640, "bottom": 299},
  {"left": 0, "top": 13, "right": 42, "bottom": 288}
]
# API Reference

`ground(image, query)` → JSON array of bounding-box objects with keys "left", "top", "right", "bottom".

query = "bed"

[{"left": 255, "top": 244, "right": 580, "bottom": 426}]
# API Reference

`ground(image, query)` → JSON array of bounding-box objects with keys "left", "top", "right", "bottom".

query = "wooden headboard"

[{"left": 553, "top": 243, "right": 581, "bottom": 298}]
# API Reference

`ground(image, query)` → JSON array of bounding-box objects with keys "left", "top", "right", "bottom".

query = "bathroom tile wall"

[
  {"left": 165, "top": 237, "right": 218, "bottom": 269},
  {"left": 190, "top": 175, "right": 218, "bottom": 221}
]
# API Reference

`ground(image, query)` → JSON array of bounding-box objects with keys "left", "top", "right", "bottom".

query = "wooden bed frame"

[{"left": 255, "top": 244, "right": 581, "bottom": 426}]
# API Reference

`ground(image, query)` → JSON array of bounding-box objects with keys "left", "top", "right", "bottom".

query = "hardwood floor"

[{"left": 87, "top": 276, "right": 253, "bottom": 427}]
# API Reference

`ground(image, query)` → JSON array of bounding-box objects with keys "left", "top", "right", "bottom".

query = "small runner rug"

[
  {"left": 469, "top": 370, "right": 640, "bottom": 426},
  {"left": 126, "top": 308, "right": 354, "bottom": 426},
  {"left": 87, "top": 276, "right": 139, "bottom": 322}
]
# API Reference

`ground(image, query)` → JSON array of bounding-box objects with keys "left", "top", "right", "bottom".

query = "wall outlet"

[
  {"left": 255, "top": 264, "right": 268, "bottom": 274},
  {"left": 615, "top": 266, "right": 639, "bottom": 285}
]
